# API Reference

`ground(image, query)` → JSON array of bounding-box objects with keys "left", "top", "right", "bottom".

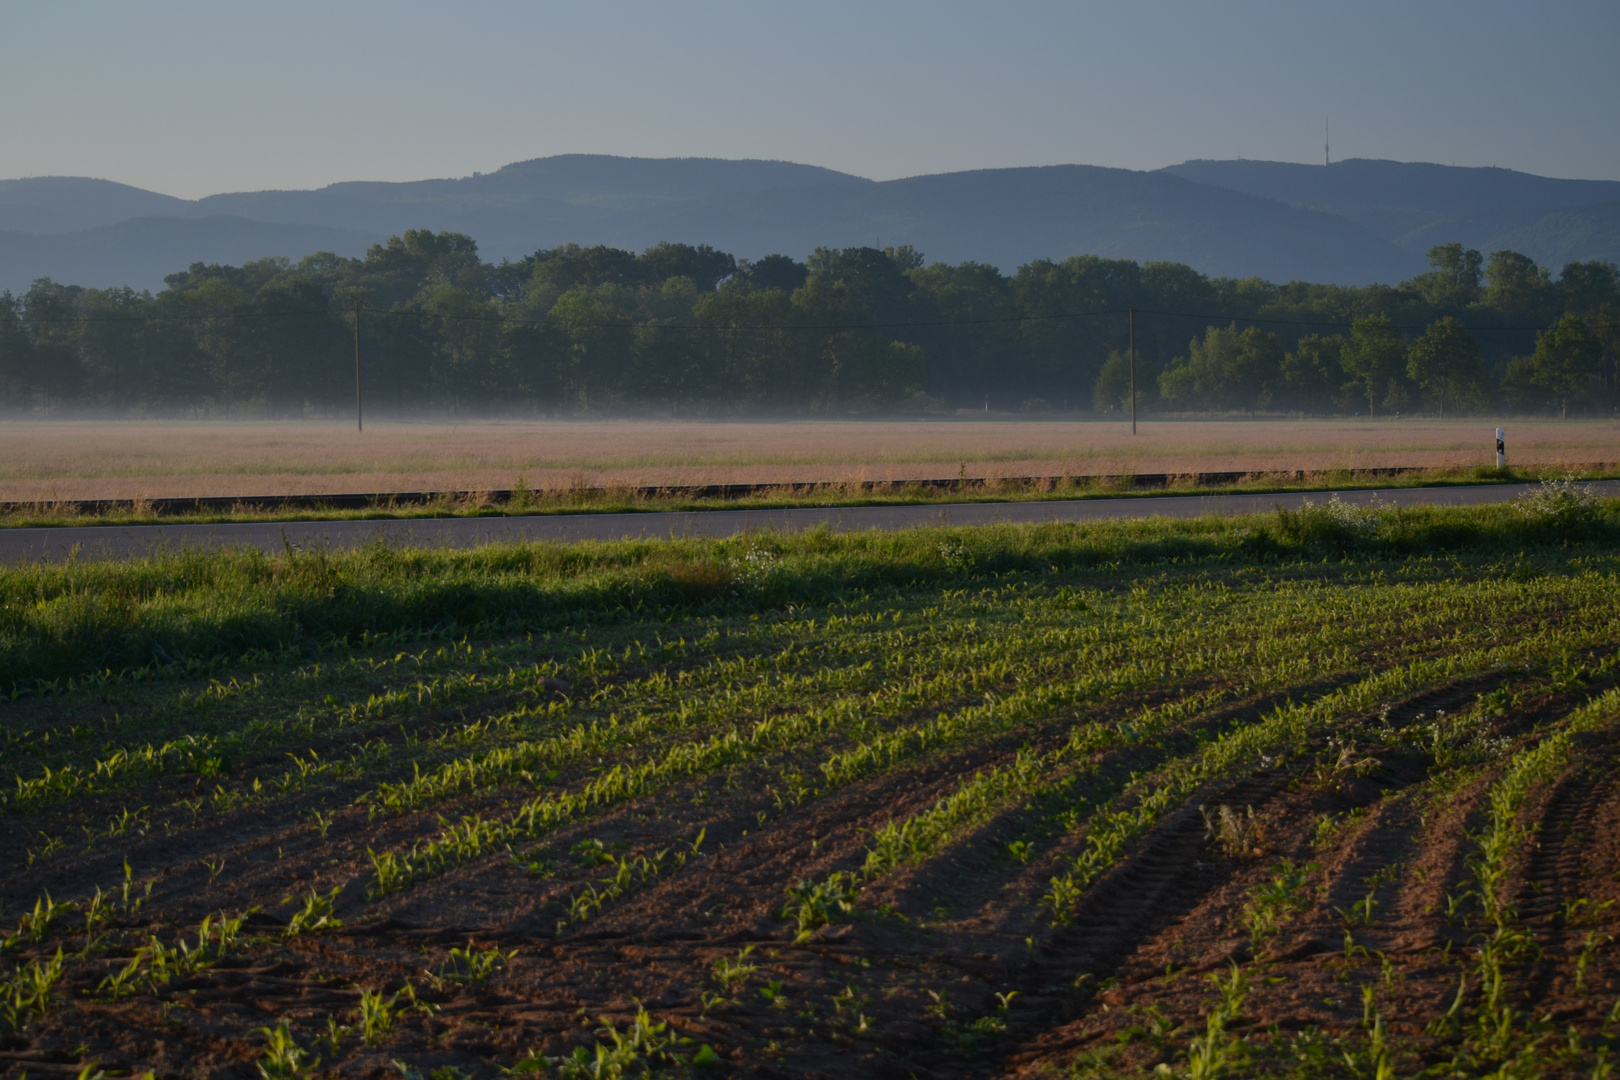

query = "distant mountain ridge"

[
  {"left": 0, "top": 177, "right": 194, "bottom": 234},
  {"left": 1162, "top": 158, "right": 1620, "bottom": 270},
  {"left": 607, "top": 165, "right": 1419, "bottom": 285},
  {"left": 1, "top": 154, "right": 1615, "bottom": 294}
]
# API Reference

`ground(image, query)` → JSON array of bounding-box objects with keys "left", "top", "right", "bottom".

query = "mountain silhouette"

[
  {"left": 1162, "top": 157, "right": 1620, "bottom": 269},
  {"left": 2, "top": 154, "right": 1614, "bottom": 294}
]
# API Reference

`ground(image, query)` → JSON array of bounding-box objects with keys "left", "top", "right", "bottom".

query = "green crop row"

[
  {"left": 858, "top": 690, "right": 1230, "bottom": 882},
  {"left": 1039, "top": 623, "right": 1618, "bottom": 923},
  {"left": 1470, "top": 688, "right": 1620, "bottom": 928}
]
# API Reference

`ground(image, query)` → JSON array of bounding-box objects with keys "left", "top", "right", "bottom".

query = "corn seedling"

[
  {"left": 317, "top": 1016, "right": 353, "bottom": 1055},
  {"left": 426, "top": 942, "right": 514, "bottom": 990},
  {"left": 1335, "top": 888, "right": 1380, "bottom": 928},
  {"left": 256, "top": 1020, "right": 317, "bottom": 1079},
  {"left": 781, "top": 873, "right": 857, "bottom": 943},
  {"left": 118, "top": 860, "right": 151, "bottom": 915},
  {"left": 356, "top": 986, "right": 402, "bottom": 1045},
  {"left": 0, "top": 948, "right": 64, "bottom": 1031},
  {"left": 97, "top": 953, "right": 145, "bottom": 1000},
  {"left": 510, "top": 1007, "right": 673, "bottom": 1078},
  {"left": 1242, "top": 860, "right": 1314, "bottom": 954},
  {"left": 711, "top": 946, "right": 758, "bottom": 993},
  {"left": 284, "top": 886, "right": 344, "bottom": 937},
  {"left": 367, "top": 847, "right": 414, "bottom": 899},
  {"left": 1579, "top": 932, "right": 1612, "bottom": 990},
  {"left": 831, "top": 985, "right": 872, "bottom": 1033},
  {"left": 1185, "top": 964, "right": 1249, "bottom": 1080},
  {"left": 15, "top": 892, "right": 73, "bottom": 942}
]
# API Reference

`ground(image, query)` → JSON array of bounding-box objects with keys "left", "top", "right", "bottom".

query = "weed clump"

[
  {"left": 1201, "top": 804, "right": 1268, "bottom": 859},
  {"left": 1514, "top": 475, "right": 1599, "bottom": 531},
  {"left": 1272, "top": 494, "right": 1382, "bottom": 550}
]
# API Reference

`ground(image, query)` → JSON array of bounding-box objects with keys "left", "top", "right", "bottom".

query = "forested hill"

[
  {"left": 1163, "top": 158, "right": 1620, "bottom": 271},
  {"left": 1, "top": 155, "right": 1424, "bottom": 291}
]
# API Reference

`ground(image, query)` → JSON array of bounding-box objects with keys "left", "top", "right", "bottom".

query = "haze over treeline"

[{"left": 2, "top": 230, "right": 1615, "bottom": 419}]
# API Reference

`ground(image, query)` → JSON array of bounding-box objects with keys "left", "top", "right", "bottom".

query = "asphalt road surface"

[{"left": 1, "top": 481, "right": 1613, "bottom": 563}]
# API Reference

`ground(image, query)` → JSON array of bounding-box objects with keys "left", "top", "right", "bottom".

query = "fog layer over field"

[{"left": 0, "top": 418, "right": 1612, "bottom": 501}]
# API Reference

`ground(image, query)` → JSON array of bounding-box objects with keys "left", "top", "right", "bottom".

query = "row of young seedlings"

[
  {"left": 353, "top": 594, "right": 1232, "bottom": 846},
  {"left": 1101, "top": 661, "right": 1620, "bottom": 1077},
  {"left": 829, "top": 620, "right": 1603, "bottom": 942},
  {"left": 550, "top": 830, "right": 709, "bottom": 933},
  {"left": 1431, "top": 687, "right": 1620, "bottom": 1074},
  {"left": 12, "top": 586, "right": 1620, "bottom": 1075},
  {"left": 1, "top": 872, "right": 520, "bottom": 1072},
  {"left": 4, "top": 588, "right": 1033, "bottom": 814},
  {"left": 1035, "top": 644, "right": 1520, "bottom": 924},
  {"left": 2, "top": 646, "right": 582, "bottom": 809},
  {"left": 362, "top": 619, "right": 1302, "bottom": 901},
  {"left": 4, "top": 560, "right": 1540, "bottom": 833},
  {"left": 777, "top": 648, "right": 1476, "bottom": 947},
  {"left": 772, "top": 630, "right": 1620, "bottom": 1071},
  {"left": 364, "top": 571, "right": 1617, "bottom": 904},
  {"left": 14, "top": 587, "right": 1180, "bottom": 878},
  {"left": 2, "top": 634, "right": 502, "bottom": 768},
  {"left": 396, "top": 571, "right": 1543, "bottom": 933},
  {"left": 0, "top": 559, "right": 1371, "bottom": 815}
]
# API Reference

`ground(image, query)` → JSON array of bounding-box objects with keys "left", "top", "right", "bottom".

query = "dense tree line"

[{"left": 0, "top": 232, "right": 1614, "bottom": 417}]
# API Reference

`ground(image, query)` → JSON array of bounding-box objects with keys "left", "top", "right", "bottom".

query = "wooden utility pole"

[
  {"left": 1129, "top": 306, "right": 1137, "bottom": 435},
  {"left": 354, "top": 302, "right": 363, "bottom": 432}
]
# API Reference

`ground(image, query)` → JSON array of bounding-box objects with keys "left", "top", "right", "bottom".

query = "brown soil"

[{"left": 3, "top": 671, "right": 1618, "bottom": 1079}]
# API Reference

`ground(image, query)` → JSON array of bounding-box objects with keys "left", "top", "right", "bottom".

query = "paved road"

[{"left": 1, "top": 481, "right": 1611, "bottom": 563}]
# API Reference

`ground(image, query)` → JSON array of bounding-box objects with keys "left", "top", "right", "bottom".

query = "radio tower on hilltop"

[{"left": 1325, "top": 117, "right": 1330, "bottom": 167}]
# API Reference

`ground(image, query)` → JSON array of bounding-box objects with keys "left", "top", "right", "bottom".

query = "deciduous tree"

[
  {"left": 1339, "top": 315, "right": 1407, "bottom": 417},
  {"left": 1529, "top": 314, "right": 1603, "bottom": 418},
  {"left": 1406, "top": 317, "right": 1484, "bottom": 418}
]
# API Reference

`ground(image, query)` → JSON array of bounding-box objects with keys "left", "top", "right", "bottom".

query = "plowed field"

[{"left": 3, "top": 493, "right": 1620, "bottom": 1078}]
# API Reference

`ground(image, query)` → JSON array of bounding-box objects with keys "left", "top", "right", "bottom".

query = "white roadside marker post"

[{"left": 1496, "top": 427, "right": 1506, "bottom": 469}]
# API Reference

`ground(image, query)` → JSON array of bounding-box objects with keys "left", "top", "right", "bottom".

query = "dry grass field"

[{"left": 0, "top": 418, "right": 1614, "bottom": 501}]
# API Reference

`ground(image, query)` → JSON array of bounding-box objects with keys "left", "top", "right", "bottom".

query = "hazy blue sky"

[{"left": 3, "top": 0, "right": 1616, "bottom": 198}]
